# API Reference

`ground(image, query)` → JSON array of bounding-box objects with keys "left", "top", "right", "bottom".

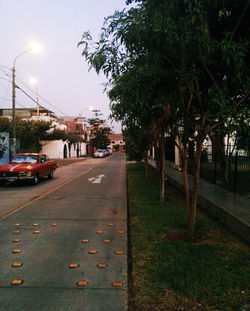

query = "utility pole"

[
  {"left": 12, "top": 66, "right": 16, "bottom": 141},
  {"left": 10, "top": 44, "right": 41, "bottom": 153}
]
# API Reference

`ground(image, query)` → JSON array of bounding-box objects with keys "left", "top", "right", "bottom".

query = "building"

[
  {"left": 60, "top": 116, "right": 88, "bottom": 140},
  {"left": 0, "top": 109, "right": 88, "bottom": 159},
  {"left": 108, "top": 134, "right": 125, "bottom": 152},
  {"left": 0, "top": 107, "right": 53, "bottom": 118}
]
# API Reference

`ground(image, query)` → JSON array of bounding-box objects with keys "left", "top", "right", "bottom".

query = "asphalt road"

[{"left": 0, "top": 153, "right": 127, "bottom": 311}]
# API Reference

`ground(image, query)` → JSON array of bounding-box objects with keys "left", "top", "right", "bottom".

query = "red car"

[{"left": 0, "top": 153, "right": 58, "bottom": 185}]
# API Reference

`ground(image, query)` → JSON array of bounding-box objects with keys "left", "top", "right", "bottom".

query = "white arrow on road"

[{"left": 88, "top": 174, "right": 106, "bottom": 184}]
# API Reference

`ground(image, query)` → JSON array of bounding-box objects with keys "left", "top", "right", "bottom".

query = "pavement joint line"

[{"left": 0, "top": 167, "right": 94, "bottom": 220}]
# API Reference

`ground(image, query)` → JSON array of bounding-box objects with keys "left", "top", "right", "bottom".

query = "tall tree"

[{"left": 79, "top": 0, "right": 250, "bottom": 239}]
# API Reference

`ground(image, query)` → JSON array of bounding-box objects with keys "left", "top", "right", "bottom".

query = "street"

[{"left": 0, "top": 153, "right": 127, "bottom": 311}]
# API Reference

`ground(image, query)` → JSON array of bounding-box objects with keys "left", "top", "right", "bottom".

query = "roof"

[{"left": 108, "top": 134, "right": 123, "bottom": 141}]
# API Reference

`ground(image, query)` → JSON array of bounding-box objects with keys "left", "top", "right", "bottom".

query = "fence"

[
  {"left": 165, "top": 145, "right": 250, "bottom": 195},
  {"left": 200, "top": 149, "right": 250, "bottom": 194}
]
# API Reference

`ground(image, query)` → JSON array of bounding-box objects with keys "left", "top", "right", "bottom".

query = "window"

[
  {"left": 40, "top": 155, "right": 46, "bottom": 163},
  {"left": 11, "top": 155, "right": 38, "bottom": 163}
]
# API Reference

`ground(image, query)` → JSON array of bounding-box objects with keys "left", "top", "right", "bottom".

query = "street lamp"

[
  {"left": 12, "top": 49, "right": 32, "bottom": 141},
  {"left": 11, "top": 42, "right": 42, "bottom": 147}
]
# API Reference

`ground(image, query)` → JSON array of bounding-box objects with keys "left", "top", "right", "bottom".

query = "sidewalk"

[{"left": 149, "top": 159, "right": 250, "bottom": 243}]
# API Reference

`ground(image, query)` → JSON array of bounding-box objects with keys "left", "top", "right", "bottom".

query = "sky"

[{"left": 0, "top": 0, "right": 131, "bottom": 133}]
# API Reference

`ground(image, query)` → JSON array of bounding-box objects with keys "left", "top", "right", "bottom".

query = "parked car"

[
  {"left": 106, "top": 147, "right": 112, "bottom": 155},
  {"left": 0, "top": 153, "right": 58, "bottom": 185},
  {"left": 94, "top": 149, "right": 106, "bottom": 158}
]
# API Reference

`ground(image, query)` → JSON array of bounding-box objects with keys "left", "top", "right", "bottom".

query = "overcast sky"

[{"left": 0, "top": 0, "right": 131, "bottom": 133}]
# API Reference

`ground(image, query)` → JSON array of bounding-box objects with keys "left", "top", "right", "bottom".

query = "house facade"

[{"left": 108, "top": 134, "right": 125, "bottom": 152}]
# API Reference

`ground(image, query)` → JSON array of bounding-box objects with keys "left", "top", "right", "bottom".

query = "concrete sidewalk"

[{"left": 150, "top": 159, "right": 250, "bottom": 243}]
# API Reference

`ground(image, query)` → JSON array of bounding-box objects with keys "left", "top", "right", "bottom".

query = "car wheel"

[
  {"left": 33, "top": 174, "right": 39, "bottom": 185},
  {"left": 48, "top": 169, "right": 54, "bottom": 179}
]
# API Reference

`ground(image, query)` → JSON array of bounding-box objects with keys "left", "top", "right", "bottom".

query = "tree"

[
  {"left": 0, "top": 118, "right": 52, "bottom": 152},
  {"left": 78, "top": 2, "right": 178, "bottom": 201},
  {"left": 0, "top": 117, "right": 84, "bottom": 152},
  {"left": 79, "top": 0, "right": 250, "bottom": 239},
  {"left": 176, "top": 0, "right": 250, "bottom": 239},
  {"left": 90, "top": 130, "right": 110, "bottom": 149},
  {"left": 87, "top": 110, "right": 111, "bottom": 150}
]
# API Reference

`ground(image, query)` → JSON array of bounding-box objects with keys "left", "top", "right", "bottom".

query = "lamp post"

[
  {"left": 11, "top": 42, "right": 42, "bottom": 148},
  {"left": 12, "top": 49, "right": 32, "bottom": 141}
]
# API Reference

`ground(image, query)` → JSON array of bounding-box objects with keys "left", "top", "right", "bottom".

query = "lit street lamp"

[
  {"left": 11, "top": 42, "right": 42, "bottom": 150},
  {"left": 12, "top": 49, "right": 31, "bottom": 140}
]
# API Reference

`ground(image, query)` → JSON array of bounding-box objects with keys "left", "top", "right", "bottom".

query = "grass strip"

[{"left": 127, "top": 163, "right": 250, "bottom": 311}]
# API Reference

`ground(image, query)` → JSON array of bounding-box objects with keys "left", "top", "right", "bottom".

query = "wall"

[
  {"left": 80, "top": 142, "right": 87, "bottom": 156},
  {"left": 40, "top": 140, "right": 87, "bottom": 159},
  {"left": 40, "top": 140, "right": 68, "bottom": 159},
  {"left": 0, "top": 132, "right": 10, "bottom": 166}
]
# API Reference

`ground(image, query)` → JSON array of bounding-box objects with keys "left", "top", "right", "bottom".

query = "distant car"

[
  {"left": 94, "top": 149, "right": 106, "bottom": 158},
  {"left": 106, "top": 147, "right": 112, "bottom": 155},
  {"left": 0, "top": 153, "right": 58, "bottom": 185}
]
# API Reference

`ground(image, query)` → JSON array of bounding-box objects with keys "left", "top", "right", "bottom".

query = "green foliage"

[
  {"left": 0, "top": 117, "right": 83, "bottom": 152},
  {"left": 0, "top": 118, "right": 11, "bottom": 133},
  {"left": 67, "top": 132, "right": 84, "bottom": 144},
  {"left": 79, "top": 0, "right": 250, "bottom": 236},
  {"left": 90, "top": 130, "right": 110, "bottom": 149},
  {"left": 113, "top": 144, "right": 120, "bottom": 152},
  {"left": 44, "top": 128, "right": 68, "bottom": 141},
  {"left": 16, "top": 119, "right": 51, "bottom": 152},
  {"left": 123, "top": 124, "right": 151, "bottom": 162}
]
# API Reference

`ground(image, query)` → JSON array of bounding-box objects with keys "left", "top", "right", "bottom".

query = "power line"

[
  {"left": 1, "top": 68, "right": 75, "bottom": 120},
  {"left": 15, "top": 84, "right": 72, "bottom": 128},
  {"left": 15, "top": 72, "right": 69, "bottom": 117},
  {"left": 0, "top": 65, "right": 11, "bottom": 71},
  {"left": 0, "top": 76, "right": 11, "bottom": 83},
  {"left": 0, "top": 96, "right": 39, "bottom": 110},
  {"left": 0, "top": 75, "right": 11, "bottom": 102},
  {"left": 16, "top": 84, "right": 51, "bottom": 112}
]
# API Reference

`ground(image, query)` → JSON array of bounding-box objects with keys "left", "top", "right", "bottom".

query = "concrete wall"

[
  {"left": 40, "top": 140, "right": 87, "bottom": 159},
  {"left": 40, "top": 140, "right": 69, "bottom": 159},
  {"left": 80, "top": 142, "right": 87, "bottom": 156}
]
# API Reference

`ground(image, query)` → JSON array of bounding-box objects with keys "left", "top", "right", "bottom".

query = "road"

[{"left": 0, "top": 153, "right": 127, "bottom": 311}]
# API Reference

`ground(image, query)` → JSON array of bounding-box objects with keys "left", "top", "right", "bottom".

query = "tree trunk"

[
  {"left": 186, "top": 141, "right": 202, "bottom": 240},
  {"left": 182, "top": 145, "right": 190, "bottom": 215},
  {"left": 211, "top": 134, "right": 227, "bottom": 183},
  {"left": 144, "top": 156, "right": 150, "bottom": 178},
  {"left": 160, "top": 141, "right": 166, "bottom": 202}
]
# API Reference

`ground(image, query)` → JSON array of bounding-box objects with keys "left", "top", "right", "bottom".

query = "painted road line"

[
  {"left": 0, "top": 167, "right": 93, "bottom": 220},
  {"left": 88, "top": 174, "right": 105, "bottom": 184}
]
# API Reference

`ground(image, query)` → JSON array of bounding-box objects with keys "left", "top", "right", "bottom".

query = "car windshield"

[{"left": 11, "top": 155, "right": 38, "bottom": 164}]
